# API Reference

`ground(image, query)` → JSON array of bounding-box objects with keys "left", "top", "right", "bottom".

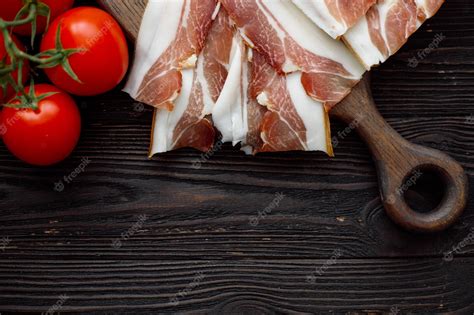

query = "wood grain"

[
  {"left": 98, "top": 0, "right": 147, "bottom": 40},
  {"left": 333, "top": 76, "right": 468, "bottom": 232},
  {"left": 0, "top": 0, "right": 473, "bottom": 313},
  {"left": 0, "top": 258, "right": 472, "bottom": 313}
]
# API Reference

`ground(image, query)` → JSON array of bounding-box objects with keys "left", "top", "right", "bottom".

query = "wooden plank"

[
  {"left": 0, "top": 258, "right": 472, "bottom": 313},
  {"left": 98, "top": 0, "right": 146, "bottom": 40},
  {"left": 0, "top": 0, "right": 473, "bottom": 313}
]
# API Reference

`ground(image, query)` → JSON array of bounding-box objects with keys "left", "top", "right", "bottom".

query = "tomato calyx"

[
  {"left": 5, "top": 79, "right": 57, "bottom": 110},
  {"left": 37, "top": 23, "right": 82, "bottom": 83}
]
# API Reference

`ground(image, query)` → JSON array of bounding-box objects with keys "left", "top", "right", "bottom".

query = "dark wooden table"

[{"left": 1, "top": 0, "right": 473, "bottom": 314}]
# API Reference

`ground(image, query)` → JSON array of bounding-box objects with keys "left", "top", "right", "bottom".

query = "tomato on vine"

[
  {"left": 0, "top": 33, "right": 30, "bottom": 103},
  {"left": 40, "top": 7, "right": 129, "bottom": 96},
  {"left": 0, "top": 0, "right": 74, "bottom": 37},
  {"left": 1, "top": 84, "right": 81, "bottom": 166}
]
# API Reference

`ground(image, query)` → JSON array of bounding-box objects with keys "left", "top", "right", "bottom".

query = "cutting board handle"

[{"left": 331, "top": 74, "right": 468, "bottom": 232}]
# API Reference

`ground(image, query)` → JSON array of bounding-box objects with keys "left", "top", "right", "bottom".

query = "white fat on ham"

[
  {"left": 150, "top": 69, "right": 195, "bottom": 154},
  {"left": 149, "top": 5, "right": 242, "bottom": 155},
  {"left": 123, "top": 0, "right": 216, "bottom": 110},
  {"left": 149, "top": 52, "right": 217, "bottom": 155},
  {"left": 292, "top": 0, "right": 376, "bottom": 39},
  {"left": 286, "top": 73, "right": 330, "bottom": 152},
  {"left": 124, "top": 0, "right": 181, "bottom": 97},
  {"left": 212, "top": 36, "right": 249, "bottom": 147},
  {"left": 415, "top": 0, "right": 445, "bottom": 18},
  {"left": 220, "top": 0, "right": 365, "bottom": 109},
  {"left": 212, "top": 46, "right": 332, "bottom": 155},
  {"left": 250, "top": 51, "right": 332, "bottom": 154},
  {"left": 259, "top": 0, "right": 364, "bottom": 76},
  {"left": 344, "top": 0, "right": 445, "bottom": 69}
]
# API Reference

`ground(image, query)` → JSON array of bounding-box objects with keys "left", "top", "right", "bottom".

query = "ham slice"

[
  {"left": 292, "top": 0, "right": 377, "bottom": 39},
  {"left": 250, "top": 51, "right": 333, "bottom": 154},
  {"left": 344, "top": 0, "right": 445, "bottom": 69},
  {"left": 149, "top": 69, "right": 215, "bottom": 155},
  {"left": 220, "top": 0, "right": 365, "bottom": 109},
  {"left": 244, "top": 96, "right": 267, "bottom": 154},
  {"left": 211, "top": 29, "right": 250, "bottom": 147},
  {"left": 416, "top": 0, "right": 445, "bottom": 18},
  {"left": 208, "top": 11, "right": 263, "bottom": 153},
  {"left": 211, "top": 45, "right": 268, "bottom": 154},
  {"left": 212, "top": 46, "right": 332, "bottom": 155},
  {"left": 149, "top": 6, "right": 236, "bottom": 155},
  {"left": 124, "top": 0, "right": 217, "bottom": 110},
  {"left": 124, "top": 0, "right": 444, "bottom": 156}
]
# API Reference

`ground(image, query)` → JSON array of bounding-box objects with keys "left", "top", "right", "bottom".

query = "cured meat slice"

[
  {"left": 199, "top": 6, "right": 235, "bottom": 111},
  {"left": 211, "top": 31, "right": 250, "bottom": 147},
  {"left": 212, "top": 46, "right": 267, "bottom": 154},
  {"left": 210, "top": 14, "right": 265, "bottom": 153},
  {"left": 344, "top": 0, "right": 445, "bottom": 69},
  {"left": 124, "top": 0, "right": 217, "bottom": 110},
  {"left": 250, "top": 51, "right": 333, "bottom": 154},
  {"left": 244, "top": 97, "right": 267, "bottom": 154},
  {"left": 150, "top": 69, "right": 215, "bottom": 154},
  {"left": 292, "top": 0, "right": 377, "bottom": 38},
  {"left": 416, "top": 0, "right": 445, "bottom": 19},
  {"left": 212, "top": 46, "right": 332, "bottom": 155},
  {"left": 220, "top": 0, "right": 365, "bottom": 109},
  {"left": 149, "top": 8, "right": 236, "bottom": 155}
]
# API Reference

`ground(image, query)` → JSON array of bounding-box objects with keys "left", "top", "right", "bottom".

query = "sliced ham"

[
  {"left": 211, "top": 31, "right": 250, "bottom": 147},
  {"left": 292, "top": 0, "right": 377, "bottom": 39},
  {"left": 416, "top": 0, "right": 445, "bottom": 19},
  {"left": 244, "top": 96, "right": 266, "bottom": 154},
  {"left": 124, "top": 0, "right": 217, "bottom": 110},
  {"left": 124, "top": 0, "right": 445, "bottom": 157},
  {"left": 213, "top": 46, "right": 268, "bottom": 154},
  {"left": 344, "top": 0, "right": 445, "bottom": 69},
  {"left": 149, "top": 7, "right": 236, "bottom": 155},
  {"left": 212, "top": 47, "right": 333, "bottom": 155},
  {"left": 250, "top": 51, "right": 333, "bottom": 154},
  {"left": 150, "top": 69, "right": 215, "bottom": 154},
  {"left": 220, "top": 0, "right": 365, "bottom": 109}
]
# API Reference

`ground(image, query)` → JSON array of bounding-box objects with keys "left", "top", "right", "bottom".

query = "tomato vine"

[{"left": 0, "top": 0, "right": 81, "bottom": 109}]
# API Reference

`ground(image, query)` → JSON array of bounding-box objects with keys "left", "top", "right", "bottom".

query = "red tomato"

[
  {"left": 1, "top": 84, "right": 81, "bottom": 166},
  {"left": 0, "top": 33, "right": 30, "bottom": 103},
  {"left": 0, "top": 0, "right": 74, "bottom": 36},
  {"left": 40, "top": 7, "right": 129, "bottom": 96}
]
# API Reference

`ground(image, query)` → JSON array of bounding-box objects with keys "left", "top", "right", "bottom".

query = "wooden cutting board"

[{"left": 98, "top": 0, "right": 468, "bottom": 232}]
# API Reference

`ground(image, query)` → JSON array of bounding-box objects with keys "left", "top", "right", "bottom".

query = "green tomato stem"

[
  {"left": 1, "top": 4, "right": 37, "bottom": 27},
  {"left": 0, "top": 0, "right": 82, "bottom": 109}
]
